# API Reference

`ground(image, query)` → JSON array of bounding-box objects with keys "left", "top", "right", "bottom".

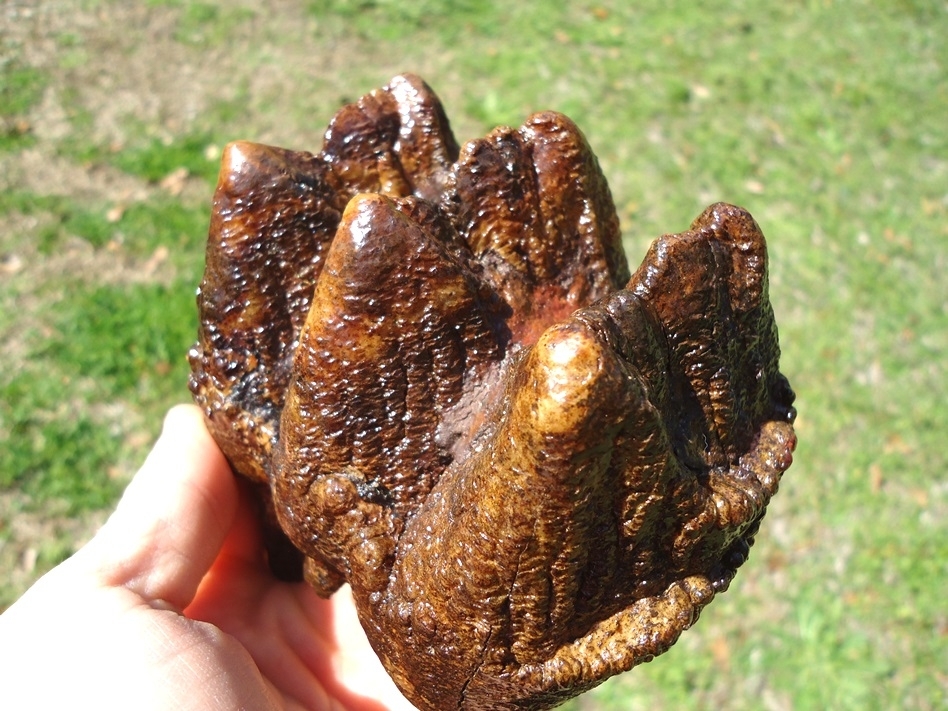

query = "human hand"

[{"left": 0, "top": 405, "right": 415, "bottom": 710}]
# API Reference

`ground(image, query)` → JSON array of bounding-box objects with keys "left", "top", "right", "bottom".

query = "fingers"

[
  {"left": 183, "top": 475, "right": 273, "bottom": 623},
  {"left": 79, "top": 404, "right": 240, "bottom": 611}
]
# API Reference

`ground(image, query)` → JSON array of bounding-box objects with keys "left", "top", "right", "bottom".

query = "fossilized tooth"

[
  {"left": 274, "top": 198, "right": 795, "bottom": 710},
  {"left": 189, "top": 74, "right": 796, "bottom": 710},
  {"left": 189, "top": 74, "right": 458, "bottom": 490},
  {"left": 442, "top": 111, "right": 630, "bottom": 342},
  {"left": 323, "top": 73, "right": 460, "bottom": 202},
  {"left": 188, "top": 74, "right": 630, "bottom": 583}
]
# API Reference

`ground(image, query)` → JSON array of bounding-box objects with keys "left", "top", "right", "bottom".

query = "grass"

[
  {"left": 105, "top": 132, "right": 222, "bottom": 184},
  {"left": 0, "top": 0, "right": 945, "bottom": 707},
  {"left": 0, "top": 374, "right": 123, "bottom": 512},
  {"left": 47, "top": 282, "right": 199, "bottom": 399},
  {"left": 0, "top": 60, "right": 48, "bottom": 151}
]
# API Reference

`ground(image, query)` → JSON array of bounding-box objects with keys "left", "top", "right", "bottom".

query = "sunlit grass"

[{"left": 1, "top": 0, "right": 945, "bottom": 707}]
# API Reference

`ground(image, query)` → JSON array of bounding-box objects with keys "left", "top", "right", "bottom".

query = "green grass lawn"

[{"left": 1, "top": 1, "right": 946, "bottom": 708}]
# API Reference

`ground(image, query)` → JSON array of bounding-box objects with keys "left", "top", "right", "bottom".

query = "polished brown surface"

[{"left": 189, "top": 74, "right": 796, "bottom": 710}]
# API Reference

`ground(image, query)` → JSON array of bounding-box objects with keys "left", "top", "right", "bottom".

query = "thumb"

[{"left": 77, "top": 404, "right": 239, "bottom": 611}]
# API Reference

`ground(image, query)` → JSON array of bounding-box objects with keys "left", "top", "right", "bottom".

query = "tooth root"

[
  {"left": 323, "top": 74, "right": 459, "bottom": 202},
  {"left": 630, "top": 202, "right": 785, "bottom": 467},
  {"left": 388, "top": 318, "right": 632, "bottom": 665},
  {"left": 525, "top": 111, "right": 630, "bottom": 293},
  {"left": 447, "top": 111, "right": 628, "bottom": 345},
  {"left": 386, "top": 74, "right": 461, "bottom": 201},
  {"left": 189, "top": 140, "right": 344, "bottom": 483},
  {"left": 274, "top": 193, "right": 505, "bottom": 585}
]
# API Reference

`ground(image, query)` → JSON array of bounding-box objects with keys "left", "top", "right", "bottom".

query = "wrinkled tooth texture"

[
  {"left": 374, "top": 318, "right": 642, "bottom": 705},
  {"left": 629, "top": 202, "right": 795, "bottom": 469},
  {"left": 508, "top": 575, "right": 715, "bottom": 703},
  {"left": 367, "top": 245, "right": 795, "bottom": 708},
  {"left": 444, "top": 111, "right": 629, "bottom": 344},
  {"left": 189, "top": 140, "right": 345, "bottom": 483},
  {"left": 323, "top": 73, "right": 460, "bottom": 203},
  {"left": 190, "top": 74, "right": 462, "bottom": 487},
  {"left": 274, "top": 194, "right": 509, "bottom": 595},
  {"left": 189, "top": 74, "right": 797, "bottom": 711}
]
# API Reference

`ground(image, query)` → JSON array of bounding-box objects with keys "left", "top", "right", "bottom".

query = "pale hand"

[{"left": 0, "top": 405, "right": 416, "bottom": 711}]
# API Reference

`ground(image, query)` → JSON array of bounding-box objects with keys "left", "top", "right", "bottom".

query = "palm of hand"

[
  {"left": 0, "top": 406, "right": 412, "bottom": 711},
  {"left": 181, "top": 484, "right": 406, "bottom": 711}
]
